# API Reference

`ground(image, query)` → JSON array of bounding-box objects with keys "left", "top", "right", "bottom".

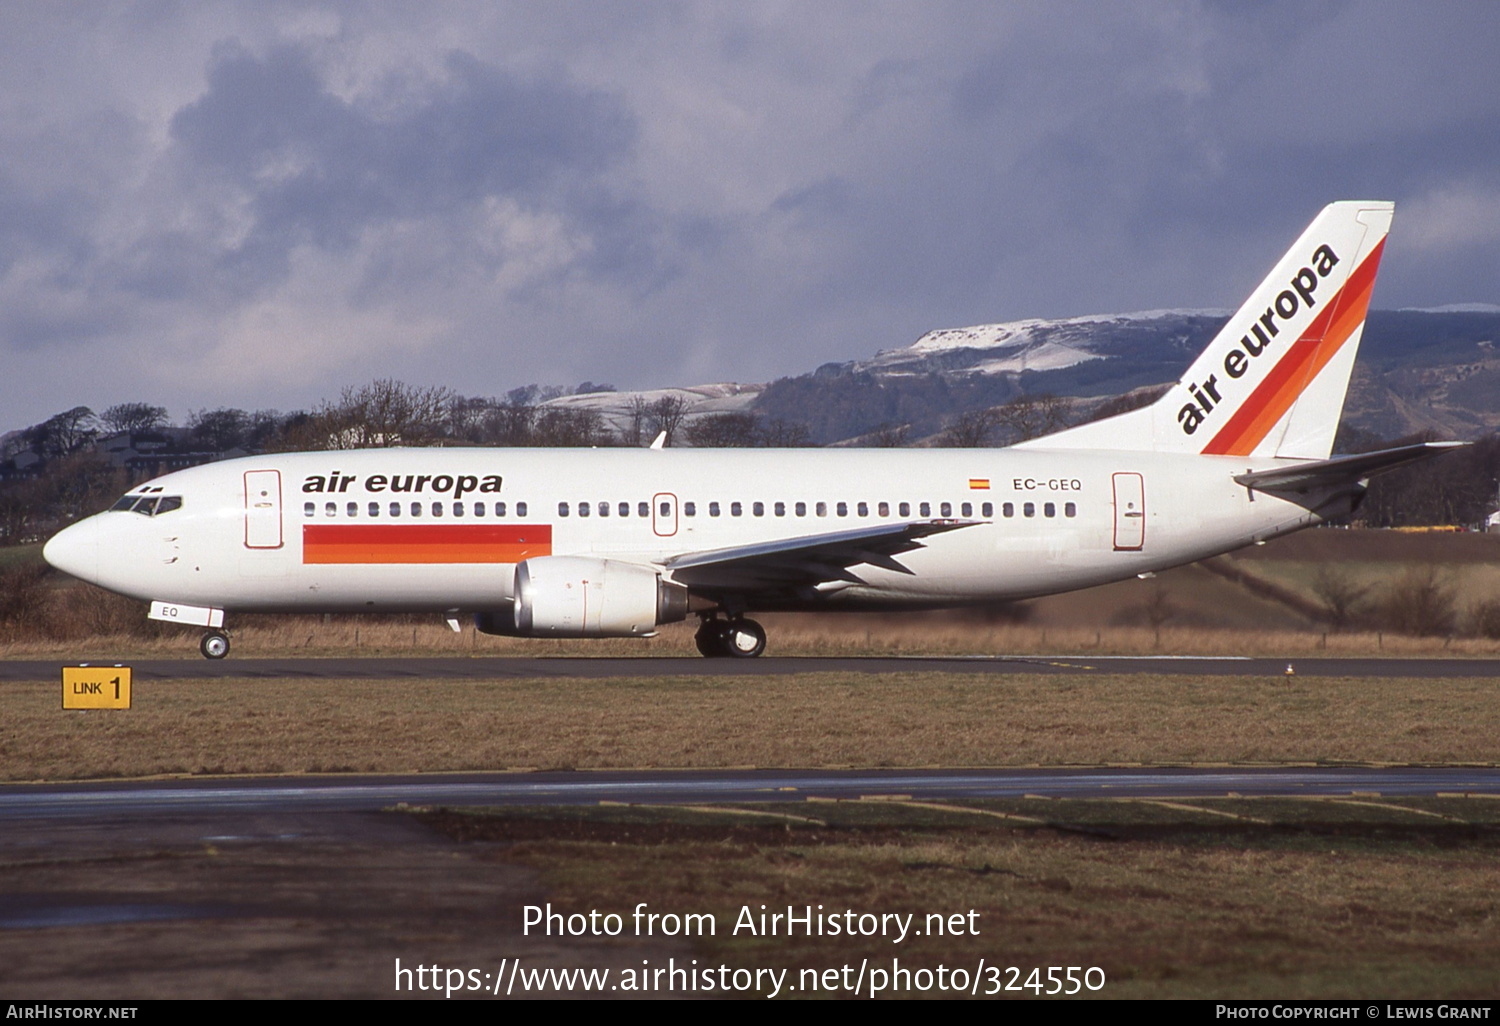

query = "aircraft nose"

[{"left": 43, "top": 516, "right": 104, "bottom": 585}]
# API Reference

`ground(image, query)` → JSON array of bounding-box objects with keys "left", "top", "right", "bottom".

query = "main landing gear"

[
  {"left": 199, "top": 630, "right": 230, "bottom": 660},
  {"left": 694, "top": 615, "right": 767, "bottom": 659}
]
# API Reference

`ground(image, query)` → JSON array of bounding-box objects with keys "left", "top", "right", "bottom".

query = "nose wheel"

[
  {"left": 694, "top": 616, "right": 766, "bottom": 658},
  {"left": 199, "top": 631, "right": 230, "bottom": 660}
]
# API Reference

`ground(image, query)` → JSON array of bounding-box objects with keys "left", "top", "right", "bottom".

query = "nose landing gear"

[
  {"left": 694, "top": 615, "right": 766, "bottom": 658},
  {"left": 199, "top": 630, "right": 230, "bottom": 659}
]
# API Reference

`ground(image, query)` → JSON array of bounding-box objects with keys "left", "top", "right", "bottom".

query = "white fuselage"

[{"left": 44, "top": 447, "right": 1342, "bottom": 615}]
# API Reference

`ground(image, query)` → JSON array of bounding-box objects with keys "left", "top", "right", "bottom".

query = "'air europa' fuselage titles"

[
  {"left": 1176, "top": 242, "right": 1340, "bottom": 436},
  {"left": 301, "top": 472, "right": 504, "bottom": 497}
]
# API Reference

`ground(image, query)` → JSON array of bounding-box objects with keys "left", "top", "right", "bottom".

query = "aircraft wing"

[
  {"left": 663, "top": 519, "right": 982, "bottom": 591},
  {"left": 1232, "top": 441, "right": 1464, "bottom": 493}
]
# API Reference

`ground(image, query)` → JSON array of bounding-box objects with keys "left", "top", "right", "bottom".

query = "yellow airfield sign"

[{"left": 61, "top": 666, "right": 132, "bottom": 710}]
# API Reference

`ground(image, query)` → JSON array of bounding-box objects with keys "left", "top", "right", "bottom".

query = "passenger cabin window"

[
  {"left": 774, "top": 502, "right": 785, "bottom": 517},
  {"left": 899, "top": 502, "right": 910, "bottom": 517},
  {"left": 638, "top": 502, "right": 649, "bottom": 517},
  {"left": 411, "top": 502, "right": 422, "bottom": 517},
  {"left": 731, "top": 501, "right": 742, "bottom": 517},
  {"left": 558, "top": 502, "right": 569, "bottom": 517},
  {"left": 878, "top": 502, "right": 889, "bottom": 517},
  {"left": 1044, "top": 502, "right": 1056, "bottom": 517},
  {"left": 857, "top": 502, "right": 868, "bottom": 517},
  {"left": 390, "top": 502, "right": 401, "bottom": 517},
  {"left": 618, "top": 502, "right": 629, "bottom": 517},
  {"left": 1003, "top": 502, "right": 1014, "bottom": 517},
  {"left": 836, "top": 502, "right": 848, "bottom": 517},
  {"left": 684, "top": 502, "right": 696, "bottom": 516},
  {"left": 960, "top": 502, "right": 972, "bottom": 517},
  {"left": 454, "top": 502, "right": 465, "bottom": 517},
  {"left": 981, "top": 502, "right": 993, "bottom": 517},
  {"left": 578, "top": 502, "right": 590, "bottom": 517},
  {"left": 1023, "top": 502, "right": 1035, "bottom": 518},
  {"left": 1065, "top": 502, "right": 1077, "bottom": 517},
  {"left": 919, "top": 502, "right": 930, "bottom": 516},
  {"left": 304, "top": 501, "right": 315, "bottom": 517},
  {"left": 517, "top": 502, "right": 528, "bottom": 517},
  {"left": 369, "top": 502, "right": 380, "bottom": 517},
  {"left": 795, "top": 502, "right": 807, "bottom": 517},
  {"left": 753, "top": 501, "right": 764, "bottom": 517},
  {"left": 816, "top": 502, "right": 827, "bottom": 517},
  {"left": 325, "top": 502, "right": 337, "bottom": 517},
  {"left": 709, "top": 502, "right": 720, "bottom": 517},
  {"left": 347, "top": 502, "right": 358, "bottom": 517},
  {"left": 659, "top": 501, "right": 671, "bottom": 517},
  {"left": 474, "top": 502, "right": 485, "bottom": 516},
  {"left": 432, "top": 502, "right": 443, "bottom": 517},
  {"left": 599, "top": 501, "right": 609, "bottom": 517},
  {"left": 940, "top": 502, "right": 952, "bottom": 517}
]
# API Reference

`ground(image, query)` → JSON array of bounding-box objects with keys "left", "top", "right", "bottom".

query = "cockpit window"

[{"left": 110, "top": 493, "right": 183, "bottom": 517}]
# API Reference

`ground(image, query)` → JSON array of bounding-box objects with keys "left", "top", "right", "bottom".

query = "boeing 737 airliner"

[{"left": 43, "top": 201, "right": 1457, "bottom": 658}]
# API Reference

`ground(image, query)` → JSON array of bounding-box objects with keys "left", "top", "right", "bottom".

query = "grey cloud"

[{"left": 167, "top": 41, "right": 639, "bottom": 284}]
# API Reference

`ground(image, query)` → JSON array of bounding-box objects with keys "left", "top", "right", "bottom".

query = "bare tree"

[
  {"left": 1378, "top": 566, "right": 1456, "bottom": 636},
  {"left": 759, "top": 418, "right": 812, "bottom": 447},
  {"left": 188, "top": 408, "right": 250, "bottom": 451},
  {"left": 26, "top": 407, "right": 98, "bottom": 457},
  {"left": 623, "top": 395, "right": 652, "bottom": 447},
  {"left": 940, "top": 408, "right": 999, "bottom": 447},
  {"left": 1312, "top": 565, "right": 1368, "bottom": 631},
  {"left": 532, "top": 406, "right": 611, "bottom": 446},
  {"left": 684, "top": 412, "right": 762, "bottom": 447},
  {"left": 648, "top": 395, "right": 690, "bottom": 445},
  {"left": 100, "top": 403, "right": 169, "bottom": 435},
  {"left": 1142, "top": 582, "right": 1177, "bottom": 647},
  {"left": 994, "top": 393, "right": 1068, "bottom": 442},
  {"left": 312, "top": 380, "right": 457, "bottom": 449}
]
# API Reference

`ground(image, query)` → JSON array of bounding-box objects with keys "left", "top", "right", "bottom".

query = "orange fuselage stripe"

[
  {"left": 302, "top": 524, "right": 553, "bottom": 564},
  {"left": 1202, "top": 238, "right": 1385, "bottom": 456}
]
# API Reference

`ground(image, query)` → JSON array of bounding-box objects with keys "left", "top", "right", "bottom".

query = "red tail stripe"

[{"left": 1203, "top": 238, "right": 1385, "bottom": 456}]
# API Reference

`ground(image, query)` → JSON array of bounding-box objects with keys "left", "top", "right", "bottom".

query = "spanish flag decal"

[
  {"left": 302, "top": 524, "right": 552, "bottom": 564},
  {"left": 968, "top": 478, "right": 991, "bottom": 490}
]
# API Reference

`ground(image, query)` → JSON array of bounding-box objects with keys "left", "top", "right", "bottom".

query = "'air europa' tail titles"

[{"left": 1018, "top": 201, "right": 1394, "bottom": 457}]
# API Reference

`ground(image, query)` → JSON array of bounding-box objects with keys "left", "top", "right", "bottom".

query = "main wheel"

[
  {"left": 694, "top": 620, "right": 728, "bottom": 657},
  {"left": 200, "top": 631, "right": 230, "bottom": 659},
  {"left": 721, "top": 618, "right": 766, "bottom": 659}
]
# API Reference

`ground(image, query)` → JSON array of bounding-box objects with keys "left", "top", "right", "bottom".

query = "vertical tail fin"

[{"left": 1021, "top": 201, "right": 1394, "bottom": 457}]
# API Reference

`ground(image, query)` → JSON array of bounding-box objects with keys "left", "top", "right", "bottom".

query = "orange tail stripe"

[
  {"left": 1203, "top": 239, "right": 1385, "bottom": 456},
  {"left": 302, "top": 524, "right": 552, "bottom": 564}
]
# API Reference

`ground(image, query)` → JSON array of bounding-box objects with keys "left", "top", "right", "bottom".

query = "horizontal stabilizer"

[{"left": 1232, "top": 442, "right": 1464, "bottom": 494}]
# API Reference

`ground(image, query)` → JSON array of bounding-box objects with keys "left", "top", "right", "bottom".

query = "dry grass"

[
  {"left": 4, "top": 671, "right": 1499, "bottom": 782},
  {"left": 7, "top": 612, "right": 1500, "bottom": 661},
  {"left": 431, "top": 798, "right": 1500, "bottom": 999}
]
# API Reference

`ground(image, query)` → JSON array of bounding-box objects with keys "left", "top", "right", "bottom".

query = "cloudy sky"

[{"left": 2, "top": 2, "right": 1498, "bottom": 431}]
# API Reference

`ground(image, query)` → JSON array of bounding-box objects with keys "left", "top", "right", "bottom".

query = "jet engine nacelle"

[{"left": 492, "top": 556, "right": 688, "bottom": 638}]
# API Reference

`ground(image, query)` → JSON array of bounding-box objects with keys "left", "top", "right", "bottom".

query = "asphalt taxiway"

[
  {"left": 4, "top": 766, "right": 1500, "bottom": 821},
  {"left": 5, "top": 654, "right": 1500, "bottom": 681}
]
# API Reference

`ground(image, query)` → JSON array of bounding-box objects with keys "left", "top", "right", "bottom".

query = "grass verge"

[
  {"left": 416, "top": 797, "right": 1500, "bottom": 999},
  {"left": 3, "top": 672, "right": 1499, "bottom": 781}
]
